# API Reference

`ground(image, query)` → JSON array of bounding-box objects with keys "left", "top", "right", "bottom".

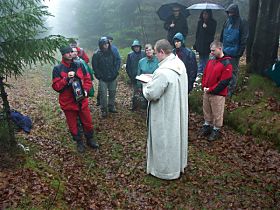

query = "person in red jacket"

[
  {"left": 70, "top": 40, "right": 90, "bottom": 63},
  {"left": 52, "top": 45, "right": 99, "bottom": 153},
  {"left": 200, "top": 40, "right": 232, "bottom": 141}
]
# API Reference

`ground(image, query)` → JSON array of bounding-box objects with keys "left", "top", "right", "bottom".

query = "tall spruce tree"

[{"left": 0, "top": 0, "right": 67, "bottom": 148}]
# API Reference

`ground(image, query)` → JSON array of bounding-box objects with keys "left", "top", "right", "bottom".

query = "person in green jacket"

[{"left": 137, "top": 44, "right": 159, "bottom": 109}]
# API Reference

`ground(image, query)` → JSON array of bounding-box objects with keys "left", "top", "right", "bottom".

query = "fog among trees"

[{"left": 44, "top": 0, "right": 249, "bottom": 49}]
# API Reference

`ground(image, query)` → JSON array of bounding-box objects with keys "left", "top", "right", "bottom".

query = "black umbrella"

[{"left": 157, "top": 2, "right": 190, "bottom": 21}]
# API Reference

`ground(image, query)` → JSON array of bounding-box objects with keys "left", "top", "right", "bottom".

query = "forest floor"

[{"left": 0, "top": 64, "right": 280, "bottom": 209}]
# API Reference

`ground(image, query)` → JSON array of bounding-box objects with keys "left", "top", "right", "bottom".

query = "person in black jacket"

[
  {"left": 125, "top": 39, "right": 145, "bottom": 111},
  {"left": 92, "top": 37, "right": 119, "bottom": 118},
  {"left": 194, "top": 9, "right": 217, "bottom": 75},
  {"left": 164, "top": 6, "right": 188, "bottom": 44}
]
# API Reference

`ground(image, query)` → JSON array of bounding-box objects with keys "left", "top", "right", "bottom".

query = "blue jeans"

[{"left": 198, "top": 54, "right": 209, "bottom": 74}]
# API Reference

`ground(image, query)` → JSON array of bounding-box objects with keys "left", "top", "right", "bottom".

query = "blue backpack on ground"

[{"left": 10, "top": 110, "right": 32, "bottom": 133}]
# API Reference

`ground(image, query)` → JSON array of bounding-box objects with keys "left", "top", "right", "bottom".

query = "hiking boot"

[
  {"left": 199, "top": 125, "right": 212, "bottom": 137},
  {"left": 86, "top": 137, "right": 99, "bottom": 149},
  {"left": 76, "top": 139, "right": 85, "bottom": 153},
  {"left": 101, "top": 111, "right": 107, "bottom": 118},
  {"left": 73, "top": 135, "right": 85, "bottom": 153},
  {"left": 208, "top": 129, "right": 221, "bottom": 141},
  {"left": 84, "top": 132, "right": 99, "bottom": 149}
]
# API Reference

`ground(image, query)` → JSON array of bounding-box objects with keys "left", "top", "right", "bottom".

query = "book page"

[{"left": 135, "top": 74, "right": 153, "bottom": 83}]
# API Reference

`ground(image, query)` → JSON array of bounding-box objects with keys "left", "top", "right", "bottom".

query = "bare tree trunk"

[
  {"left": 249, "top": 0, "right": 280, "bottom": 75},
  {"left": 246, "top": 0, "right": 259, "bottom": 64},
  {"left": 136, "top": 0, "right": 148, "bottom": 44},
  {"left": 0, "top": 77, "right": 16, "bottom": 147}
]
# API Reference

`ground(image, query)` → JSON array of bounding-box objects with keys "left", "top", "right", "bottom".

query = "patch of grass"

[
  {"left": 37, "top": 100, "right": 62, "bottom": 122},
  {"left": 143, "top": 175, "right": 164, "bottom": 188},
  {"left": 119, "top": 47, "right": 131, "bottom": 62},
  {"left": 49, "top": 178, "right": 66, "bottom": 204},
  {"left": 189, "top": 89, "right": 203, "bottom": 114}
]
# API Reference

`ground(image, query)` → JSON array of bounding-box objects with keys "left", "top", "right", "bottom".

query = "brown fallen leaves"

[{"left": 0, "top": 68, "right": 280, "bottom": 209}]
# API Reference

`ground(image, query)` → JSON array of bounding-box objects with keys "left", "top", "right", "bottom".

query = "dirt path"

[{"left": 1, "top": 66, "right": 279, "bottom": 209}]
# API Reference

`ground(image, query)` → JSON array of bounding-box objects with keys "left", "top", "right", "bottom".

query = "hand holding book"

[{"left": 135, "top": 74, "right": 153, "bottom": 83}]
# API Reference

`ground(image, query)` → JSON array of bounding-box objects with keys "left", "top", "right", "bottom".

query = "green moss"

[{"left": 189, "top": 90, "right": 203, "bottom": 114}]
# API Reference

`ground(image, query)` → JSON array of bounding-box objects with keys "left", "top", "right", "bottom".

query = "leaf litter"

[{"left": 0, "top": 67, "right": 279, "bottom": 209}]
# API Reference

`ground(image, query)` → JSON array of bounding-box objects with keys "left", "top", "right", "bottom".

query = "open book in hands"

[{"left": 135, "top": 74, "right": 153, "bottom": 83}]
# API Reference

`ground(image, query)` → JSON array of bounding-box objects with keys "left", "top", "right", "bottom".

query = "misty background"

[{"left": 43, "top": 0, "right": 249, "bottom": 52}]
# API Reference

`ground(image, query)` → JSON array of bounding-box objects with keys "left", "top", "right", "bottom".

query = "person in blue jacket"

[
  {"left": 220, "top": 3, "right": 248, "bottom": 96},
  {"left": 173, "top": 32, "right": 198, "bottom": 93}
]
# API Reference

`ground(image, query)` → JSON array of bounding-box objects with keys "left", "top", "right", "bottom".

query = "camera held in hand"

[{"left": 69, "top": 76, "right": 85, "bottom": 103}]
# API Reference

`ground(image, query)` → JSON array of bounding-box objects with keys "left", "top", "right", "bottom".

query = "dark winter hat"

[
  {"left": 107, "top": 36, "right": 113, "bottom": 41},
  {"left": 60, "top": 45, "right": 73, "bottom": 55},
  {"left": 68, "top": 38, "right": 78, "bottom": 47}
]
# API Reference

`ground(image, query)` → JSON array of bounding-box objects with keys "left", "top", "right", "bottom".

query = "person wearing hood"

[
  {"left": 52, "top": 45, "right": 99, "bottom": 153},
  {"left": 126, "top": 39, "right": 145, "bottom": 110},
  {"left": 200, "top": 40, "right": 232, "bottom": 141},
  {"left": 164, "top": 6, "right": 188, "bottom": 44},
  {"left": 96, "top": 36, "right": 121, "bottom": 106},
  {"left": 194, "top": 9, "right": 217, "bottom": 74},
  {"left": 142, "top": 39, "right": 188, "bottom": 180},
  {"left": 173, "top": 32, "right": 197, "bottom": 93},
  {"left": 220, "top": 3, "right": 248, "bottom": 96},
  {"left": 92, "top": 37, "right": 119, "bottom": 118}
]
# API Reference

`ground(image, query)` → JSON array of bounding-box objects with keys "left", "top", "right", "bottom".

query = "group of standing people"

[
  {"left": 51, "top": 3, "right": 248, "bottom": 180},
  {"left": 164, "top": 4, "right": 248, "bottom": 141}
]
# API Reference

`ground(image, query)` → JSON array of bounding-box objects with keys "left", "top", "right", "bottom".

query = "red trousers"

[{"left": 63, "top": 106, "right": 93, "bottom": 136}]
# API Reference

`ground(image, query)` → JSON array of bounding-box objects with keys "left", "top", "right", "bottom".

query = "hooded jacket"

[
  {"left": 220, "top": 4, "right": 249, "bottom": 57},
  {"left": 92, "top": 37, "right": 119, "bottom": 82},
  {"left": 126, "top": 40, "right": 145, "bottom": 83},
  {"left": 172, "top": 33, "right": 198, "bottom": 93}
]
